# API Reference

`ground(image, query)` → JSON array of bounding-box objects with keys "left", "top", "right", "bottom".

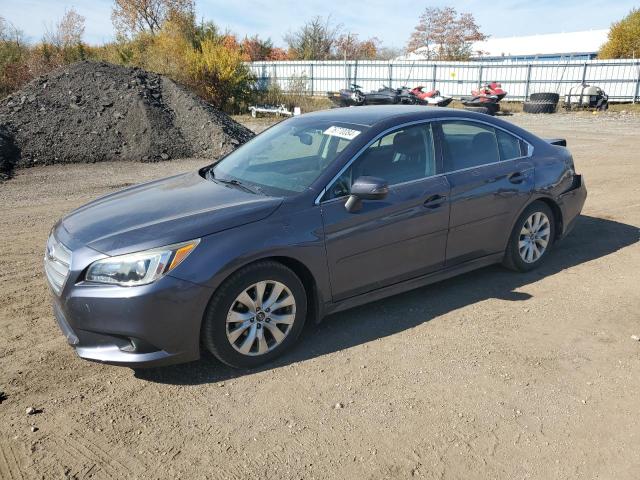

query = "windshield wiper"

[{"left": 207, "top": 169, "right": 259, "bottom": 195}]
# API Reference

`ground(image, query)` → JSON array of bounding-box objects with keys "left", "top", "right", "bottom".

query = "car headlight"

[{"left": 85, "top": 239, "right": 200, "bottom": 286}]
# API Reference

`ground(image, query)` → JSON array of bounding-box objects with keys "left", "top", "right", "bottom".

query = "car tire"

[
  {"left": 503, "top": 201, "right": 556, "bottom": 272},
  {"left": 463, "top": 106, "right": 494, "bottom": 115},
  {"left": 201, "top": 261, "right": 307, "bottom": 368},
  {"left": 529, "top": 92, "right": 560, "bottom": 103},
  {"left": 523, "top": 101, "right": 557, "bottom": 114}
]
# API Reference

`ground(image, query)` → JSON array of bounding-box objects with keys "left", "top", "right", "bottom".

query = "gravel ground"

[{"left": 0, "top": 112, "right": 639, "bottom": 480}]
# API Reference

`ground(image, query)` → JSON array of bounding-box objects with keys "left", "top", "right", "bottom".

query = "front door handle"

[
  {"left": 423, "top": 194, "right": 446, "bottom": 209},
  {"left": 508, "top": 172, "right": 525, "bottom": 184}
]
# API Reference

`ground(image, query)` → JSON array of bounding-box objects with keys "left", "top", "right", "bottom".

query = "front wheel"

[
  {"left": 503, "top": 201, "right": 555, "bottom": 272},
  {"left": 202, "top": 261, "right": 307, "bottom": 368}
]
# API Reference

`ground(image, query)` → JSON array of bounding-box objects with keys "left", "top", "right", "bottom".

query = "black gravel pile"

[
  {"left": 0, "top": 61, "right": 254, "bottom": 179},
  {"left": 0, "top": 124, "right": 19, "bottom": 180}
]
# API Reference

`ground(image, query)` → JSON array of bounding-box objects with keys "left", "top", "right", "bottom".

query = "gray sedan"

[{"left": 45, "top": 106, "right": 586, "bottom": 368}]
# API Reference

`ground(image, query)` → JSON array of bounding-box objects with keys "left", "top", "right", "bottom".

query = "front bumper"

[{"left": 50, "top": 273, "right": 213, "bottom": 368}]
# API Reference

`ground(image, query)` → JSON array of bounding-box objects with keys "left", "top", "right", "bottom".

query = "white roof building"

[{"left": 400, "top": 29, "right": 610, "bottom": 61}]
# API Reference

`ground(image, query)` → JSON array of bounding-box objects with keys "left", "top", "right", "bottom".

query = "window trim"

[{"left": 315, "top": 117, "right": 534, "bottom": 205}]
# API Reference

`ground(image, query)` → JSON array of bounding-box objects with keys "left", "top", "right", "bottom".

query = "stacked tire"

[{"left": 523, "top": 93, "right": 559, "bottom": 114}]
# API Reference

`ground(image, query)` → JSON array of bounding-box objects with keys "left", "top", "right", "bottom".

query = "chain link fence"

[{"left": 248, "top": 59, "right": 640, "bottom": 102}]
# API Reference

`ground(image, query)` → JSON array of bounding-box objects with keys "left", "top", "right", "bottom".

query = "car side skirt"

[{"left": 323, "top": 252, "right": 504, "bottom": 316}]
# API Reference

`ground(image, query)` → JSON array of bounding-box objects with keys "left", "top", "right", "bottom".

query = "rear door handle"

[
  {"left": 423, "top": 194, "right": 446, "bottom": 209},
  {"left": 508, "top": 172, "right": 525, "bottom": 184}
]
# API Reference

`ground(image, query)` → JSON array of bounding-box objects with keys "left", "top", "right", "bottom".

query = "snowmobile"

[{"left": 409, "top": 87, "right": 453, "bottom": 107}]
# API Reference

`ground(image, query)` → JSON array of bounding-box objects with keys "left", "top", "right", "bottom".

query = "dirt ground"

[{"left": 0, "top": 112, "right": 639, "bottom": 480}]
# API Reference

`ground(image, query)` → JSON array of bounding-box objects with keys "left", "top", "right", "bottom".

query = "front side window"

[
  {"left": 326, "top": 123, "right": 436, "bottom": 200},
  {"left": 209, "top": 120, "right": 367, "bottom": 195}
]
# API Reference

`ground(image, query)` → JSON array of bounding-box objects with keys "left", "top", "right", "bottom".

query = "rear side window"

[
  {"left": 496, "top": 129, "right": 526, "bottom": 160},
  {"left": 440, "top": 121, "right": 500, "bottom": 171}
]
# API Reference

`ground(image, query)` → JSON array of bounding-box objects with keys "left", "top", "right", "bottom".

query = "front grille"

[{"left": 44, "top": 233, "right": 71, "bottom": 296}]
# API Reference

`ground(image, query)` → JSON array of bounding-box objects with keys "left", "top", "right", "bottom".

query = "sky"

[{"left": 0, "top": 0, "right": 636, "bottom": 48}]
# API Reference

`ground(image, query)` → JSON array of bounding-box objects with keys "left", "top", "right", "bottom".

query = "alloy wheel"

[
  {"left": 226, "top": 280, "right": 296, "bottom": 356},
  {"left": 519, "top": 212, "right": 551, "bottom": 263}
]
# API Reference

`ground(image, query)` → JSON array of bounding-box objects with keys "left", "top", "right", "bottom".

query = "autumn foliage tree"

[
  {"left": 335, "top": 33, "right": 380, "bottom": 60},
  {"left": 112, "top": 0, "right": 194, "bottom": 36},
  {"left": 38, "top": 9, "right": 89, "bottom": 71},
  {"left": 285, "top": 16, "right": 379, "bottom": 60},
  {"left": 406, "top": 7, "right": 486, "bottom": 60},
  {"left": 0, "top": 17, "right": 29, "bottom": 97},
  {"left": 240, "top": 35, "right": 273, "bottom": 61},
  {"left": 46, "top": 8, "right": 86, "bottom": 48},
  {"left": 285, "top": 16, "right": 341, "bottom": 60},
  {"left": 599, "top": 8, "right": 640, "bottom": 59}
]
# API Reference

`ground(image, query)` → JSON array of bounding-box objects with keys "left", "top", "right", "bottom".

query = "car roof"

[{"left": 300, "top": 105, "right": 469, "bottom": 127}]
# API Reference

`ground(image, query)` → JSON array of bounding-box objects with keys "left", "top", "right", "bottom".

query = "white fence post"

[
  {"left": 524, "top": 64, "right": 532, "bottom": 101},
  {"left": 635, "top": 61, "right": 640, "bottom": 104}
]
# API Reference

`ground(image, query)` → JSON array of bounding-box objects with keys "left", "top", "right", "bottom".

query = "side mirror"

[{"left": 345, "top": 176, "right": 389, "bottom": 213}]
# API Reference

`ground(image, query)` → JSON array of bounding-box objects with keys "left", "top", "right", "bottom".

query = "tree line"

[{"left": 1, "top": 1, "right": 638, "bottom": 110}]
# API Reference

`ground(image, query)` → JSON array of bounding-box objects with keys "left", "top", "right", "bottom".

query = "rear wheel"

[
  {"left": 503, "top": 201, "right": 555, "bottom": 272},
  {"left": 202, "top": 261, "right": 307, "bottom": 368}
]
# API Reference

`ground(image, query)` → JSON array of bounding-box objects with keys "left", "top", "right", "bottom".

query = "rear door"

[
  {"left": 436, "top": 120, "right": 534, "bottom": 265},
  {"left": 320, "top": 122, "right": 450, "bottom": 301}
]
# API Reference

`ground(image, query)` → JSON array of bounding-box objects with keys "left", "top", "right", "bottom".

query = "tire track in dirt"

[
  {"left": 0, "top": 440, "right": 25, "bottom": 480},
  {"left": 50, "top": 427, "right": 148, "bottom": 479}
]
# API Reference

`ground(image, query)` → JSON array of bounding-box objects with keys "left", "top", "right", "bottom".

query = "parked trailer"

[{"left": 248, "top": 104, "right": 301, "bottom": 118}]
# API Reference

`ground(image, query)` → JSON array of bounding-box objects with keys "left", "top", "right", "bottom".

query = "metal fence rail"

[{"left": 248, "top": 59, "right": 640, "bottom": 102}]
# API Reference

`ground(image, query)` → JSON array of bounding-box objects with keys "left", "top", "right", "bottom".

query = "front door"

[{"left": 320, "top": 123, "right": 450, "bottom": 301}]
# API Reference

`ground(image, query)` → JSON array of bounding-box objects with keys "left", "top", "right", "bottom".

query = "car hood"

[{"left": 59, "top": 172, "right": 283, "bottom": 255}]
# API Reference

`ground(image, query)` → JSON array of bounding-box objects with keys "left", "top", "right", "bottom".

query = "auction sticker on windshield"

[{"left": 323, "top": 126, "right": 361, "bottom": 140}]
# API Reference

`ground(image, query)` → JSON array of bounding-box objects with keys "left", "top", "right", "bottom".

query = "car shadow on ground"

[{"left": 134, "top": 214, "right": 638, "bottom": 385}]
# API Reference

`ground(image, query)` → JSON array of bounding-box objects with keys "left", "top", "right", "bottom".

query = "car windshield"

[{"left": 208, "top": 119, "right": 367, "bottom": 196}]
